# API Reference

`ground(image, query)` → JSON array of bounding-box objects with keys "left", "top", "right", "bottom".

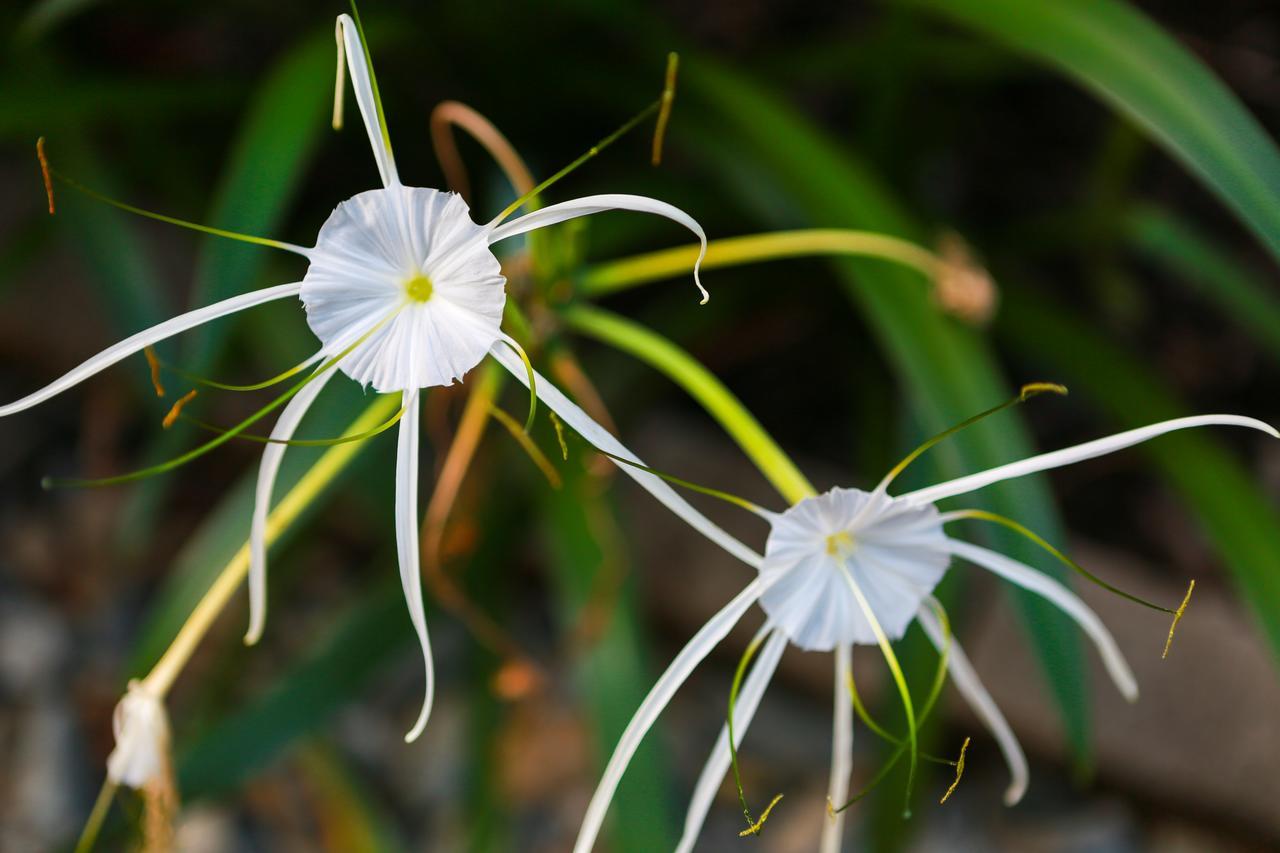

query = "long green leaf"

[
  {"left": 901, "top": 0, "right": 1280, "bottom": 270},
  {"left": 1001, "top": 292, "right": 1280, "bottom": 661}
]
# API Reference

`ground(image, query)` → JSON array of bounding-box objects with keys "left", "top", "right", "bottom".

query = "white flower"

[
  {"left": 5, "top": 13, "right": 744, "bottom": 745},
  {"left": 106, "top": 680, "right": 170, "bottom": 790},
  {"left": 572, "top": 413, "right": 1276, "bottom": 853}
]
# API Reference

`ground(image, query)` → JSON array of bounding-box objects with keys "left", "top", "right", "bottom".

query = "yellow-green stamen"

[
  {"left": 877, "top": 382, "right": 1067, "bottom": 493},
  {"left": 727, "top": 633, "right": 784, "bottom": 837}
]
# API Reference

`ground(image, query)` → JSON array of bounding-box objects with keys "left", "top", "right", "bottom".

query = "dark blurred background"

[{"left": 1, "top": 1, "right": 1279, "bottom": 850}]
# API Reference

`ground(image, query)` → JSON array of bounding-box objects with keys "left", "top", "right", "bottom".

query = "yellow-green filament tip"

[
  {"left": 144, "top": 346, "right": 165, "bottom": 397},
  {"left": 549, "top": 410, "right": 569, "bottom": 460},
  {"left": 405, "top": 274, "right": 434, "bottom": 302},
  {"left": 878, "top": 381, "right": 1067, "bottom": 493},
  {"left": 651, "top": 52, "right": 679, "bottom": 166},
  {"left": 939, "top": 737, "right": 970, "bottom": 805},
  {"left": 1019, "top": 382, "right": 1068, "bottom": 401},
  {"left": 737, "top": 793, "right": 783, "bottom": 838},
  {"left": 36, "top": 137, "right": 55, "bottom": 215},
  {"left": 162, "top": 390, "right": 198, "bottom": 429},
  {"left": 1163, "top": 579, "right": 1195, "bottom": 659},
  {"left": 332, "top": 22, "right": 346, "bottom": 131}
]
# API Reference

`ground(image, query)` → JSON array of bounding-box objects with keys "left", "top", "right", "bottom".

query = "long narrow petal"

[
  {"left": 0, "top": 282, "right": 301, "bottom": 417},
  {"left": 574, "top": 579, "right": 766, "bottom": 853},
  {"left": 489, "top": 343, "right": 761, "bottom": 570},
  {"left": 947, "top": 538, "right": 1138, "bottom": 701},
  {"left": 487, "top": 194, "right": 708, "bottom": 302},
  {"left": 395, "top": 390, "right": 435, "bottom": 742},
  {"left": 904, "top": 415, "right": 1278, "bottom": 505},
  {"left": 916, "top": 604, "right": 1028, "bottom": 806},
  {"left": 244, "top": 356, "right": 335, "bottom": 645},
  {"left": 676, "top": 626, "right": 786, "bottom": 853},
  {"left": 335, "top": 13, "right": 398, "bottom": 187},
  {"left": 820, "top": 642, "right": 854, "bottom": 853}
]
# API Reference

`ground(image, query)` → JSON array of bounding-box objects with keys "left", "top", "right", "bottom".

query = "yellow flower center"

[
  {"left": 825, "top": 531, "right": 855, "bottom": 556},
  {"left": 405, "top": 274, "right": 434, "bottom": 303}
]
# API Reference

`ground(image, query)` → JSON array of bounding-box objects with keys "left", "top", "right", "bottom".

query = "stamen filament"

[
  {"left": 150, "top": 350, "right": 322, "bottom": 393},
  {"left": 651, "top": 53, "right": 679, "bottom": 167},
  {"left": 487, "top": 403, "right": 561, "bottom": 489},
  {"left": 834, "top": 561, "right": 918, "bottom": 817},
  {"left": 492, "top": 54, "right": 681, "bottom": 224},
  {"left": 876, "top": 383, "right": 1067, "bottom": 494},
  {"left": 831, "top": 597, "right": 959, "bottom": 814},
  {"left": 727, "top": 633, "right": 784, "bottom": 836},
  {"left": 942, "top": 508, "right": 1183, "bottom": 617},
  {"left": 179, "top": 404, "right": 404, "bottom": 447},
  {"left": 44, "top": 313, "right": 395, "bottom": 489},
  {"left": 37, "top": 139, "right": 308, "bottom": 256},
  {"left": 593, "top": 448, "right": 771, "bottom": 518},
  {"left": 496, "top": 336, "right": 537, "bottom": 432},
  {"left": 347, "top": 0, "right": 394, "bottom": 163}
]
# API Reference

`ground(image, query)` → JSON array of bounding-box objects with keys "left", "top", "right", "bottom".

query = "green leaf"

[
  {"left": 900, "top": 0, "right": 1280, "bottom": 270},
  {"left": 1001, "top": 292, "right": 1280, "bottom": 662},
  {"left": 1122, "top": 205, "right": 1280, "bottom": 364},
  {"left": 677, "top": 58, "right": 1092, "bottom": 760}
]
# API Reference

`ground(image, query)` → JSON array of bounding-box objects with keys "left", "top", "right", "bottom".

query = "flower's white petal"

[
  {"left": 106, "top": 680, "right": 170, "bottom": 789},
  {"left": 574, "top": 579, "right": 766, "bottom": 853},
  {"left": 0, "top": 282, "right": 301, "bottom": 417},
  {"left": 676, "top": 626, "right": 785, "bottom": 853},
  {"left": 947, "top": 538, "right": 1138, "bottom": 701},
  {"left": 905, "top": 415, "right": 1278, "bottom": 505},
  {"left": 488, "top": 194, "right": 709, "bottom": 303},
  {"left": 489, "top": 342, "right": 761, "bottom": 569},
  {"left": 395, "top": 390, "right": 435, "bottom": 742},
  {"left": 916, "top": 604, "right": 1028, "bottom": 805},
  {"left": 244, "top": 358, "right": 335, "bottom": 645},
  {"left": 820, "top": 642, "right": 854, "bottom": 853},
  {"left": 335, "top": 14, "right": 398, "bottom": 187}
]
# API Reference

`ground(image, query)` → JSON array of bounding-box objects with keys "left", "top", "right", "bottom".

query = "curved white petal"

[
  {"left": 947, "top": 538, "right": 1138, "bottom": 701},
  {"left": 244, "top": 358, "right": 335, "bottom": 645},
  {"left": 395, "top": 390, "right": 435, "bottom": 742},
  {"left": 489, "top": 342, "right": 761, "bottom": 570},
  {"left": 904, "top": 415, "right": 1278, "bottom": 506},
  {"left": 820, "top": 642, "right": 854, "bottom": 853},
  {"left": 0, "top": 282, "right": 301, "bottom": 417},
  {"left": 487, "top": 194, "right": 708, "bottom": 303},
  {"left": 916, "top": 604, "right": 1028, "bottom": 806},
  {"left": 573, "top": 579, "right": 766, "bottom": 853},
  {"left": 676, "top": 626, "right": 786, "bottom": 853},
  {"left": 335, "top": 14, "right": 398, "bottom": 187}
]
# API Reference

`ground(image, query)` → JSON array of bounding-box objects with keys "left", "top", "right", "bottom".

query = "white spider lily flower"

[
  {"left": 105, "top": 680, "right": 171, "bottom": 790},
  {"left": 10, "top": 13, "right": 720, "bottom": 745},
  {"left": 574, "top": 411, "right": 1276, "bottom": 853}
]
